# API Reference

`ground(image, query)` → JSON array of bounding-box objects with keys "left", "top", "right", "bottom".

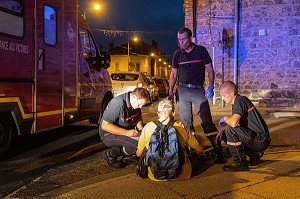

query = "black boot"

[
  {"left": 223, "top": 161, "right": 249, "bottom": 172},
  {"left": 208, "top": 136, "right": 226, "bottom": 164},
  {"left": 122, "top": 155, "right": 139, "bottom": 164},
  {"left": 249, "top": 151, "right": 264, "bottom": 166},
  {"left": 104, "top": 146, "right": 124, "bottom": 168}
]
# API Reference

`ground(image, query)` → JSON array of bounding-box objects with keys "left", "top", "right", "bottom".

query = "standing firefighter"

[{"left": 168, "top": 27, "right": 225, "bottom": 164}]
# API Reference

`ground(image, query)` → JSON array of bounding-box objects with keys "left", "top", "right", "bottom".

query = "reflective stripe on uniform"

[
  {"left": 205, "top": 131, "right": 218, "bottom": 137},
  {"left": 227, "top": 141, "right": 242, "bottom": 146}
]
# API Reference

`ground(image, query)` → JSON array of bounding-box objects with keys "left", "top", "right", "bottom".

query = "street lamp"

[
  {"left": 128, "top": 37, "right": 138, "bottom": 69},
  {"left": 82, "top": 2, "right": 101, "bottom": 20},
  {"left": 158, "top": 58, "right": 162, "bottom": 77}
]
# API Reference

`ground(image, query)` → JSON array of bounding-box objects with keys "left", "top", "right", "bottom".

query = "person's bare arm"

[
  {"left": 224, "top": 114, "right": 241, "bottom": 128},
  {"left": 136, "top": 120, "right": 144, "bottom": 132},
  {"left": 136, "top": 148, "right": 143, "bottom": 157},
  {"left": 205, "top": 63, "right": 215, "bottom": 86},
  {"left": 101, "top": 120, "right": 139, "bottom": 137},
  {"left": 169, "top": 68, "right": 178, "bottom": 93}
]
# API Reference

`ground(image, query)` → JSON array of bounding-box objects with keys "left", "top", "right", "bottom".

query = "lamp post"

[
  {"left": 82, "top": 2, "right": 101, "bottom": 20},
  {"left": 158, "top": 58, "right": 162, "bottom": 77},
  {"left": 128, "top": 37, "right": 138, "bottom": 69}
]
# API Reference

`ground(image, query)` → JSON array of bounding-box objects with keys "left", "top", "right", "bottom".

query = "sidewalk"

[
  {"left": 38, "top": 150, "right": 300, "bottom": 199},
  {"left": 34, "top": 106, "right": 300, "bottom": 199}
]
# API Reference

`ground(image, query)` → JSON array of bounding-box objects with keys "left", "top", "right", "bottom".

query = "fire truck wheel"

[
  {"left": 0, "top": 117, "right": 13, "bottom": 159},
  {"left": 97, "top": 95, "right": 113, "bottom": 126}
]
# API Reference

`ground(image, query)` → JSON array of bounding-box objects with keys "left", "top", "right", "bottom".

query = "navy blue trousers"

[
  {"left": 226, "top": 125, "right": 270, "bottom": 163},
  {"left": 101, "top": 133, "right": 138, "bottom": 155}
]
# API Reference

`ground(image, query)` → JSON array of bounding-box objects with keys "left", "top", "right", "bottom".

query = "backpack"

[{"left": 145, "top": 119, "right": 185, "bottom": 180}]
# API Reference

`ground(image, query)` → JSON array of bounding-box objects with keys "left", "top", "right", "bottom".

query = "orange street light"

[
  {"left": 83, "top": 2, "right": 102, "bottom": 20},
  {"left": 128, "top": 37, "right": 139, "bottom": 67},
  {"left": 93, "top": 3, "right": 101, "bottom": 10}
]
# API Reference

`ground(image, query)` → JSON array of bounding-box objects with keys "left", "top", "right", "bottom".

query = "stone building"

[{"left": 183, "top": 0, "right": 299, "bottom": 107}]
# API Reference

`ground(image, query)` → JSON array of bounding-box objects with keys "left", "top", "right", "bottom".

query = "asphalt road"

[
  {"left": 1, "top": 99, "right": 299, "bottom": 198},
  {"left": 0, "top": 100, "right": 160, "bottom": 198}
]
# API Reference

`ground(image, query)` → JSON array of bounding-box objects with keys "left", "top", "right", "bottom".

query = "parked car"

[
  {"left": 147, "top": 77, "right": 159, "bottom": 101},
  {"left": 163, "top": 78, "right": 169, "bottom": 88},
  {"left": 153, "top": 77, "right": 168, "bottom": 97},
  {"left": 110, "top": 71, "right": 154, "bottom": 102}
]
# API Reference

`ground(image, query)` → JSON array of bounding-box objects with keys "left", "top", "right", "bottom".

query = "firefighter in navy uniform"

[
  {"left": 218, "top": 81, "right": 271, "bottom": 172},
  {"left": 99, "top": 87, "right": 151, "bottom": 168},
  {"left": 169, "top": 27, "right": 225, "bottom": 164}
]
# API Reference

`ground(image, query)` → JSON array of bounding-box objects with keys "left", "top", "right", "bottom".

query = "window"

[
  {"left": 44, "top": 5, "right": 57, "bottom": 45},
  {"left": 79, "top": 28, "right": 97, "bottom": 58},
  {"left": 136, "top": 63, "right": 140, "bottom": 72},
  {"left": 111, "top": 73, "right": 139, "bottom": 81},
  {"left": 128, "top": 63, "right": 135, "bottom": 72},
  {"left": 0, "top": 0, "right": 24, "bottom": 37}
]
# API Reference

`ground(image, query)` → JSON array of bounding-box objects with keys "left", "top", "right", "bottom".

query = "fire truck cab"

[{"left": 0, "top": 0, "right": 113, "bottom": 158}]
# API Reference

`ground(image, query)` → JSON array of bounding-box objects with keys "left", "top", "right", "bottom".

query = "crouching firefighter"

[{"left": 99, "top": 88, "right": 151, "bottom": 168}]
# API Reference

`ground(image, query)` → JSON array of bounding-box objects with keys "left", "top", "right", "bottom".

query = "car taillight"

[{"left": 136, "top": 82, "right": 144, "bottom": 88}]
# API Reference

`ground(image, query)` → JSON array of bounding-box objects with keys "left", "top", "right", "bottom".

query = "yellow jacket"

[{"left": 137, "top": 118, "right": 201, "bottom": 181}]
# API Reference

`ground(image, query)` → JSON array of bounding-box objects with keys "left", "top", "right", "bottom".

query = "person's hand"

[
  {"left": 216, "top": 130, "right": 225, "bottom": 141},
  {"left": 126, "top": 129, "right": 139, "bottom": 137},
  {"left": 168, "top": 91, "right": 174, "bottom": 102},
  {"left": 205, "top": 86, "right": 214, "bottom": 99},
  {"left": 218, "top": 117, "right": 225, "bottom": 126}
]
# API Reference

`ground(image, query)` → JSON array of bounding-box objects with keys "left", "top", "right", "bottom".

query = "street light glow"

[
  {"left": 128, "top": 37, "right": 139, "bottom": 68},
  {"left": 93, "top": 3, "right": 101, "bottom": 10}
]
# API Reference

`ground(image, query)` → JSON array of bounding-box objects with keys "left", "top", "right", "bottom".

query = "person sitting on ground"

[
  {"left": 99, "top": 87, "right": 151, "bottom": 168},
  {"left": 217, "top": 81, "right": 271, "bottom": 172},
  {"left": 136, "top": 99, "right": 204, "bottom": 181}
]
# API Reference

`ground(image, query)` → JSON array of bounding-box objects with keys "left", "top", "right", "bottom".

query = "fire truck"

[{"left": 0, "top": 0, "right": 113, "bottom": 158}]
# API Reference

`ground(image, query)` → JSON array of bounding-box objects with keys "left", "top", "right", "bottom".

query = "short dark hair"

[
  {"left": 132, "top": 87, "right": 151, "bottom": 103},
  {"left": 178, "top": 27, "right": 192, "bottom": 37},
  {"left": 220, "top": 81, "right": 238, "bottom": 95}
]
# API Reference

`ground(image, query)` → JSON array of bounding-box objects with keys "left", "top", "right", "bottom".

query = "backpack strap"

[
  {"left": 165, "top": 119, "right": 176, "bottom": 130},
  {"left": 153, "top": 120, "right": 163, "bottom": 129},
  {"left": 153, "top": 119, "right": 176, "bottom": 130}
]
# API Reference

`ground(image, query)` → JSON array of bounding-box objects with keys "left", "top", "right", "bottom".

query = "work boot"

[
  {"left": 122, "top": 155, "right": 139, "bottom": 165},
  {"left": 208, "top": 136, "right": 226, "bottom": 164},
  {"left": 249, "top": 151, "right": 264, "bottom": 166},
  {"left": 187, "top": 153, "right": 201, "bottom": 168},
  {"left": 104, "top": 146, "right": 124, "bottom": 168},
  {"left": 223, "top": 161, "right": 249, "bottom": 172}
]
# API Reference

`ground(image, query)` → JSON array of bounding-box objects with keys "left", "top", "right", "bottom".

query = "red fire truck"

[{"left": 0, "top": 0, "right": 113, "bottom": 158}]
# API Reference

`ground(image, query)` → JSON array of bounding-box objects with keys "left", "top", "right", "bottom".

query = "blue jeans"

[{"left": 176, "top": 85, "right": 218, "bottom": 136}]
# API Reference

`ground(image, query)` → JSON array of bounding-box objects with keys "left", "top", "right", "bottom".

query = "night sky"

[{"left": 78, "top": 0, "right": 184, "bottom": 56}]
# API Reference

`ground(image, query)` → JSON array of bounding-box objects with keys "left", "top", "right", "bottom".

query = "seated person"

[{"left": 136, "top": 99, "right": 204, "bottom": 181}]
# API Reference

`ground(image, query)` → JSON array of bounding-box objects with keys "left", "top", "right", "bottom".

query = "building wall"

[
  {"left": 184, "top": 0, "right": 300, "bottom": 107},
  {"left": 108, "top": 55, "right": 152, "bottom": 76}
]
